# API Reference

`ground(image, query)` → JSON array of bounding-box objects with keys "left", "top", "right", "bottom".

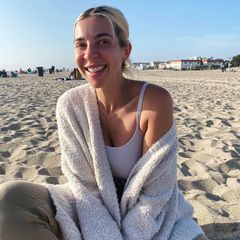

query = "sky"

[{"left": 1, "top": 0, "right": 240, "bottom": 71}]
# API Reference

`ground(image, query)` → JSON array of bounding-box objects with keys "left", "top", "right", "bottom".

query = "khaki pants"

[{"left": 0, "top": 181, "right": 61, "bottom": 240}]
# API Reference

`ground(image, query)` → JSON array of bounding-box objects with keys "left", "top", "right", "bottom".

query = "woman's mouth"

[{"left": 85, "top": 65, "right": 107, "bottom": 73}]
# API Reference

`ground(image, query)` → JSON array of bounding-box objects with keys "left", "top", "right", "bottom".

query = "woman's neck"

[{"left": 96, "top": 77, "right": 131, "bottom": 114}]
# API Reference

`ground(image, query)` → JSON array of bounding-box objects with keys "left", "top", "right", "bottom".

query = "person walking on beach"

[{"left": 0, "top": 6, "right": 208, "bottom": 240}]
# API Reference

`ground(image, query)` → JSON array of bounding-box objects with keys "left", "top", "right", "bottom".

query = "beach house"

[
  {"left": 202, "top": 58, "right": 224, "bottom": 69},
  {"left": 168, "top": 59, "right": 202, "bottom": 70}
]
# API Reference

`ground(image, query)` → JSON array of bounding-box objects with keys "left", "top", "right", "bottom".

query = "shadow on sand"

[{"left": 201, "top": 222, "right": 240, "bottom": 240}]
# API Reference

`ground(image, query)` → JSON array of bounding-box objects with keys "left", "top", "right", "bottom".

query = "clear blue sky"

[{"left": 1, "top": 0, "right": 240, "bottom": 71}]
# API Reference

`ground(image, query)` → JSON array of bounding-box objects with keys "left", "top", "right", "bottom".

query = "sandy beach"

[{"left": 0, "top": 69, "right": 240, "bottom": 239}]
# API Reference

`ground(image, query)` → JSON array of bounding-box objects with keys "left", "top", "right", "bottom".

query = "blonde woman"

[{"left": 0, "top": 6, "right": 207, "bottom": 240}]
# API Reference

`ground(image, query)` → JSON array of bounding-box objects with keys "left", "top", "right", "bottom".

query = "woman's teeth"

[{"left": 87, "top": 65, "right": 106, "bottom": 73}]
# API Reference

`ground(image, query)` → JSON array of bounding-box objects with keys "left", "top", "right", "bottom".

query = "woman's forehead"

[{"left": 74, "top": 16, "right": 114, "bottom": 40}]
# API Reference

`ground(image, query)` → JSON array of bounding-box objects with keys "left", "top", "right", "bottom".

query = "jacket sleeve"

[
  {"left": 121, "top": 136, "right": 179, "bottom": 240},
  {"left": 56, "top": 94, "right": 123, "bottom": 240}
]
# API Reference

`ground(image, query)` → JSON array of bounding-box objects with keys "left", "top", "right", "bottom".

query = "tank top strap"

[{"left": 136, "top": 82, "right": 149, "bottom": 125}]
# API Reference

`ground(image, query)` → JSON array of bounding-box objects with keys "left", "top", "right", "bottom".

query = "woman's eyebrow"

[
  {"left": 74, "top": 37, "right": 84, "bottom": 43},
  {"left": 74, "top": 33, "right": 113, "bottom": 43},
  {"left": 95, "top": 33, "right": 113, "bottom": 39}
]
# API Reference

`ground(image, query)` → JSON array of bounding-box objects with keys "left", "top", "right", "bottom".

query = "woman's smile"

[{"left": 85, "top": 65, "right": 107, "bottom": 73}]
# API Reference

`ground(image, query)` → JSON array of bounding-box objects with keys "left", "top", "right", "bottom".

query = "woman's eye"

[
  {"left": 99, "top": 40, "right": 108, "bottom": 45},
  {"left": 97, "top": 39, "right": 112, "bottom": 48},
  {"left": 75, "top": 42, "right": 86, "bottom": 49}
]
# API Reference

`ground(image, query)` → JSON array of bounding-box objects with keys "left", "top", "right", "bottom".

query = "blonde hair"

[{"left": 74, "top": 6, "right": 132, "bottom": 74}]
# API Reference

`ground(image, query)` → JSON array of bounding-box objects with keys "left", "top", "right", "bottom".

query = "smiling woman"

[
  {"left": 73, "top": 13, "right": 131, "bottom": 89},
  {"left": 0, "top": 5, "right": 207, "bottom": 240}
]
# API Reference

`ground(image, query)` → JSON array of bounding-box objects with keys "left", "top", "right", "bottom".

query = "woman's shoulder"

[
  {"left": 140, "top": 83, "right": 173, "bottom": 152},
  {"left": 144, "top": 83, "right": 173, "bottom": 111},
  {"left": 129, "top": 80, "right": 172, "bottom": 112}
]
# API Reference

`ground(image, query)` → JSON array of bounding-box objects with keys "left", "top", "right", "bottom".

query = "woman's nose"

[{"left": 84, "top": 44, "right": 99, "bottom": 60}]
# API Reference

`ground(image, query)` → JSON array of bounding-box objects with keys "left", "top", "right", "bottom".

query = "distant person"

[
  {"left": 1, "top": 69, "right": 7, "bottom": 78},
  {"left": 10, "top": 71, "right": 18, "bottom": 77},
  {"left": 51, "top": 66, "right": 55, "bottom": 73},
  {"left": 19, "top": 68, "right": 27, "bottom": 74},
  {"left": 0, "top": 5, "right": 207, "bottom": 240},
  {"left": 221, "top": 66, "right": 226, "bottom": 72},
  {"left": 69, "top": 67, "right": 82, "bottom": 80}
]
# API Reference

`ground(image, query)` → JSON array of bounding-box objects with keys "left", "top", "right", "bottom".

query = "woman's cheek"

[
  {"left": 73, "top": 57, "right": 84, "bottom": 77},
  {"left": 75, "top": 54, "right": 82, "bottom": 67},
  {"left": 75, "top": 52, "right": 81, "bottom": 65}
]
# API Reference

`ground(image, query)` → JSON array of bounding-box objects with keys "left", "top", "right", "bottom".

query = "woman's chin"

[{"left": 86, "top": 78, "right": 105, "bottom": 89}]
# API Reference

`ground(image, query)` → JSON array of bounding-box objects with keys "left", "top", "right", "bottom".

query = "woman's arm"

[
  {"left": 141, "top": 84, "right": 174, "bottom": 155},
  {"left": 122, "top": 86, "right": 203, "bottom": 239}
]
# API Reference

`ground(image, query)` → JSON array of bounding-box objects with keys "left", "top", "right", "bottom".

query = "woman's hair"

[{"left": 74, "top": 6, "right": 132, "bottom": 74}]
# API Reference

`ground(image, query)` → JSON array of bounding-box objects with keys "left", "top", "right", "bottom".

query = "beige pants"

[{"left": 0, "top": 181, "right": 61, "bottom": 240}]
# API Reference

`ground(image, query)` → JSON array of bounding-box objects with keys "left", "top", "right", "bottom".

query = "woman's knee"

[
  {"left": 0, "top": 180, "right": 60, "bottom": 239},
  {"left": 0, "top": 180, "right": 24, "bottom": 208},
  {"left": 0, "top": 181, "right": 32, "bottom": 233},
  {"left": 0, "top": 180, "right": 57, "bottom": 216},
  {"left": 0, "top": 180, "right": 47, "bottom": 208}
]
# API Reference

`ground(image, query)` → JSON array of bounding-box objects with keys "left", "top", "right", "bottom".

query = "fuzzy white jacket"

[{"left": 47, "top": 83, "right": 204, "bottom": 240}]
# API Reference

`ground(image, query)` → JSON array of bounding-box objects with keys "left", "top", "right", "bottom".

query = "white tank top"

[{"left": 105, "top": 82, "right": 149, "bottom": 179}]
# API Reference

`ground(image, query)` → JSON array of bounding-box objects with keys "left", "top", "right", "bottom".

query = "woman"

[{"left": 0, "top": 6, "right": 207, "bottom": 240}]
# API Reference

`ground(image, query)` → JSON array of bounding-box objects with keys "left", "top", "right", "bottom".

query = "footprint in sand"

[
  {"left": 2, "top": 136, "right": 12, "bottom": 142},
  {"left": 233, "top": 144, "right": 240, "bottom": 155},
  {"left": 178, "top": 152, "right": 192, "bottom": 158},
  {"left": 178, "top": 163, "right": 192, "bottom": 177},
  {"left": 45, "top": 117, "right": 54, "bottom": 123},
  {"left": 0, "top": 151, "right": 11, "bottom": 158},
  {"left": 178, "top": 138, "right": 195, "bottom": 147},
  {"left": 47, "top": 166, "right": 62, "bottom": 176},
  {"left": 173, "top": 106, "right": 181, "bottom": 112},
  {"left": 221, "top": 119, "right": 232, "bottom": 127},
  {"left": 6, "top": 118, "right": 18, "bottom": 124},
  {"left": 11, "top": 132, "right": 24, "bottom": 138},
  {"left": 206, "top": 120, "right": 214, "bottom": 127},
  {"left": 37, "top": 167, "right": 50, "bottom": 176},
  {"left": 178, "top": 178, "right": 218, "bottom": 193},
  {"left": 0, "top": 164, "right": 5, "bottom": 174},
  {"left": 218, "top": 159, "right": 240, "bottom": 174},
  {"left": 8, "top": 123, "right": 21, "bottom": 131},
  {"left": 0, "top": 127, "right": 8, "bottom": 132},
  {"left": 17, "top": 112, "right": 25, "bottom": 118}
]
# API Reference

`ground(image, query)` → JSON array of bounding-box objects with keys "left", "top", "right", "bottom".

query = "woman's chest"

[{"left": 99, "top": 105, "right": 138, "bottom": 147}]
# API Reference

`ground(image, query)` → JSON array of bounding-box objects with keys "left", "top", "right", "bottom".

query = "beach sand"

[{"left": 0, "top": 69, "right": 240, "bottom": 239}]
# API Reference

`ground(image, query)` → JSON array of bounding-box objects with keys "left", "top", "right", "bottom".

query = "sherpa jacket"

[{"left": 47, "top": 83, "right": 204, "bottom": 240}]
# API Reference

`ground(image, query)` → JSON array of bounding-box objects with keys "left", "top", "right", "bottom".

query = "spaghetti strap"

[{"left": 136, "top": 82, "right": 149, "bottom": 125}]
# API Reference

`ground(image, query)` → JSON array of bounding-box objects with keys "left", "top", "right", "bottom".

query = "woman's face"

[{"left": 74, "top": 16, "right": 131, "bottom": 88}]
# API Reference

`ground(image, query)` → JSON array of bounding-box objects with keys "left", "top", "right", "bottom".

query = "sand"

[{"left": 0, "top": 69, "right": 240, "bottom": 239}]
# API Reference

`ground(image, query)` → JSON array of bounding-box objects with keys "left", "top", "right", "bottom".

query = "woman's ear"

[{"left": 123, "top": 42, "right": 132, "bottom": 60}]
